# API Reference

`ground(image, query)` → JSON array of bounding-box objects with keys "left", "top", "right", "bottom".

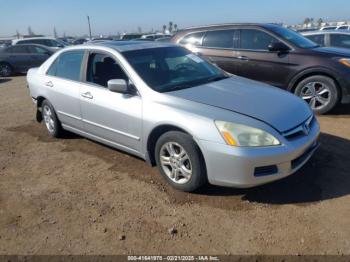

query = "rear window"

[
  {"left": 6, "top": 45, "right": 30, "bottom": 53},
  {"left": 179, "top": 32, "right": 205, "bottom": 46},
  {"left": 47, "top": 51, "right": 84, "bottom": 81},
  {"left": 202, "top": 30, "right": 236, "bottom": 49},
  {"left": 305, "top": 34, "right": 325, "bottom": 46},
  {"left": 330, "top": 34, "right": 350, "bottom": 49}
]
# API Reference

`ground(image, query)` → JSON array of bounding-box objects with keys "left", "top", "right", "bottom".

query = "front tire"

[
  {"left": 294, "top": 75, "right": 339, "bottom": 114},
  {"left": 41, "top": 100, "right": 63, "bottom": 138},
  {"left": 155, "top": 131, "right": 206, "bottom": 192}
]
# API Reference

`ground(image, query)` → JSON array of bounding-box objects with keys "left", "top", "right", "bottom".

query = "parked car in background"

[
  {"left": 336, "top": 25, "right": 350, "bottom": 30},
  {"left": 155, "top": 37, "right": 172, "bottom": 42},
  {"left": 26, "top": 41, "right": 319, "bottom": 192},
  {"left": 72, "top": 38, "right": 88, "bottom": 45},
  {"left": 172, "top": 23, "right": 350, "bottom": 114},
  {"left": 302, "top": 30, "right": 350, "bottom": 49},
  {"left": 140, "top": 34, "right": 172, "bottom": 41},
  {"left": 0, "top": 44, "right": 54, "bottom": 76},
  {"left": 120, "top": 34, "right": 143, "bottom": 40},
  {"left": 12, "top": 37, "right": 68, "bottom": 50},
  {"left": 0, "top": 40, "right": 12, "bottom": 49},
  {"left": 320, "top": 26, "right": 338, "bottom": 31}
]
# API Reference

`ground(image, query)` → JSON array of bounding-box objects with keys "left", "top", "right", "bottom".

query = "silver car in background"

[{"left": 27, "top": 41, "right": 320, "bottom": 192}]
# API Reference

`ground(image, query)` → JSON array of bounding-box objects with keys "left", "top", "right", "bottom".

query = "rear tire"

[
  {"left": 294, "top": 75, "right": 339, "bottom": 114},
  {"left": 41, "top": 100, "right": 64, "bottom": 138},
  {"left": 155, "top": 131, "right": 206, "bottom": 192},
  {"left": 0, "top": 62, "right": 13, "bottom": 77}
]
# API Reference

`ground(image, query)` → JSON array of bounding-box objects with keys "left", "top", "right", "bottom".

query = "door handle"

[
  {"left": 45, "top": 81, "right": 53, "bottom": 87},
  {"left": 237, "top": 56, "right": 249, "bottom": 61},
  {"left": 81, "top": 92, "right": 93, "bottom": 99}
]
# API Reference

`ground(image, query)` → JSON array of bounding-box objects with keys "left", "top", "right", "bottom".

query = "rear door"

[
  {"left": 235, "top": 28, "right": 290, "bottom": 88},
  {"left": 44, "top": 50, "right": 85, "bottom": 130},
  {"left": 199, "top": 29, "right": 240, "bottom": 74},
  {"left": 79, "top": 51, "right": 142, "bottom": 153},
  {"left": 4, "top": 45, "right": 33, "bottom": 71}
]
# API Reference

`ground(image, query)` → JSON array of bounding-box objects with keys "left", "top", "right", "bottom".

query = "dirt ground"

[{"left": 0, "top": 76, "right": 350, "bottom": 255}]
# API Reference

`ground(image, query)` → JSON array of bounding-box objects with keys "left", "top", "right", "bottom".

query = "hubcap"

[
  {"left": 0, "top": 64, "right": 11, "bottom": 77},
  {"left": 159, "top": 142, "right": 192, "bottom": 184},
  {"left": 300, "top": 81, "right": 331, "bottom": 110},
  {"left": 42, "top": 105, "right": 55, "bottom": 133}
]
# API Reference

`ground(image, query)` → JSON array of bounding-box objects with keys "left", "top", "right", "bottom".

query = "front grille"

[
  {"left": 254, "top": 165, "right": 278, "bottom": 177},
  {"left": 283, "top": 116, "right": 315, "bottom": 140}
]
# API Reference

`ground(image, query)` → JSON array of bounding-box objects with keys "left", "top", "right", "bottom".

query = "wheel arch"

[
  {"left": 288, "top": 68, "right": 342, "bottom": 97},
  {"left": 35, "top": 96, "right": 48, "bottom": 122},
  {"left": 146, "top": 124, "right": 206, "bottom": 169}
]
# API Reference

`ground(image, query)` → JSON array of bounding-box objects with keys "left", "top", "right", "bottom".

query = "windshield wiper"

[{"left": 204, "top": 75, "right": 229, "bottom": 83}]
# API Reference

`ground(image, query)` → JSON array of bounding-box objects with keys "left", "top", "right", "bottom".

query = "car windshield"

[
  {"left": 122, "top": 46, "right": 227, "bottom": 92},
  {"left": 268, "top": 26, "right": 319, "bottom": 49}
]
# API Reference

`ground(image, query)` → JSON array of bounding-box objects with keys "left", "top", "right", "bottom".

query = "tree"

[
  {"left": 174, "top": 24, "right": 178, "bottom": 32},
  {"left": 53, "top": 27, "right": 57, "bottom": 38},
  {"left": 303, "top": 18, "right": 310, "bottom": 25},
  {"left": 310, "top": 18, "right": 314, "bottom": 24},
  {"left": 28, "top": 26, "right": 34, "bottom": 36},
  {"left": 317, "top": 18, "right": 323, "bottom": 26},
  {"left": 168, "top": 21, "right": 173, "bottom": 33},
  {"left": 163, "top": 25, "right": 167, "bottom": 33}
]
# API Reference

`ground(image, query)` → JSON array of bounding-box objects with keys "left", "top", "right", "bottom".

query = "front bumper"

[{"left": 197, "top": 121, "right": 320, "bottom": 188}]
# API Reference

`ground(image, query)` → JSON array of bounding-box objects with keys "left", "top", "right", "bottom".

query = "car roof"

[
  {"left": 15, "top": 37, "right": 57, "bottom": 41},
  {"left": 177, "top": 23, "right": 277, "bottom": 32},
  {"left": 12, "top": 37, "right": 58, "bottom": 44},
  {"left": 8, "top": 43, "right": 51, "bottom": 48},
  {"left": 85, "top": 40, "right": 177, "bottom": 52},
  {"left": 302, "top": 30, "right": 350, "bottom": 35}
]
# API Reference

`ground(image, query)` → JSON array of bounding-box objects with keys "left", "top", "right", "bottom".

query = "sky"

[{"left": 1, "top": 0, "right": 350, "bottom": 37}]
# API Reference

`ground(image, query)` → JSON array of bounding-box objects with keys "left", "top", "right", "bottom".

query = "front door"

[
  {"left": 80, "top": 52, "right": 142, "bottom": 153},
  {"left": 235, "top": 29, "right": 290, "bottom": 88}
]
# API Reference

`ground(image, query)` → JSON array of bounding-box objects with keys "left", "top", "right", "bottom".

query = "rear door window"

[
  {"left": 202, "top": 30, "right": 236, "bottom": 49},
  {"left": 179, "top": 32, "right": 205, "bottom": 46},
  {"left": 47, "top": 51, "right": 84, "bottom": 81},
  {"left": 240, "top": 29, "right": 278, "bottom": 51},
  {"left": 330, "top": 34, "right": 350, "bottom": 49},
  {"left": 305, "top": 34, "right": 325, "bottom": 46},
  {"left": 6, "top": 45, "right": 30, "bottom": 53}
]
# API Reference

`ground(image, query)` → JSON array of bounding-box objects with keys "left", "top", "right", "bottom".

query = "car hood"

[
  {"left": 167, "top": 76, "right": 311, "bottom": 132},
  {"left": 313, "top": 46, "right": 350, "bottom": 57}
]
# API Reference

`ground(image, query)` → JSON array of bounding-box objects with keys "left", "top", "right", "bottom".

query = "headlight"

[
  {"left": 215, "top": 121, "right": 281, "bottom": 147},
  {"left": 339, "top": 58, "right": 350, "bottom": 68}
]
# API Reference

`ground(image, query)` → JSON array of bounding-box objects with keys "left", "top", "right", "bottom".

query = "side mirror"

[
  {"left": 107, "top": 79, "right": 129, "bottom": 94},
  {"left": 268, "top": 42, "right": 290, "bottom": 52}
]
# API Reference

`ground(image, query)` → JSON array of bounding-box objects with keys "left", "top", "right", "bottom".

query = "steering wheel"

[{"left": 174, "top": 63, "right": 197, "bottom": 73}]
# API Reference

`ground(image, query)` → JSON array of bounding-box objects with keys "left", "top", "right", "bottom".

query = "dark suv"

[{"left": 172, "top": 23, "right": 350, "bottom": 114}]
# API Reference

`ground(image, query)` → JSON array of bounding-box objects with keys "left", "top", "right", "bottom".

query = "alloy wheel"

[
  {"left": 159, "top": 142, "right": 192, "bottom": 184},
  {"left": 300, "top": 81, "right": 331, "bottom": 111},
  {"left": 42, "top": 105, "right": 55, "bottom": 133}
]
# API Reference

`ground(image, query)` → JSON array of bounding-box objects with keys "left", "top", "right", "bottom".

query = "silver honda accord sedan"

[{"left": 27, "top": 41, "right": 320, "bottom": 192}]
